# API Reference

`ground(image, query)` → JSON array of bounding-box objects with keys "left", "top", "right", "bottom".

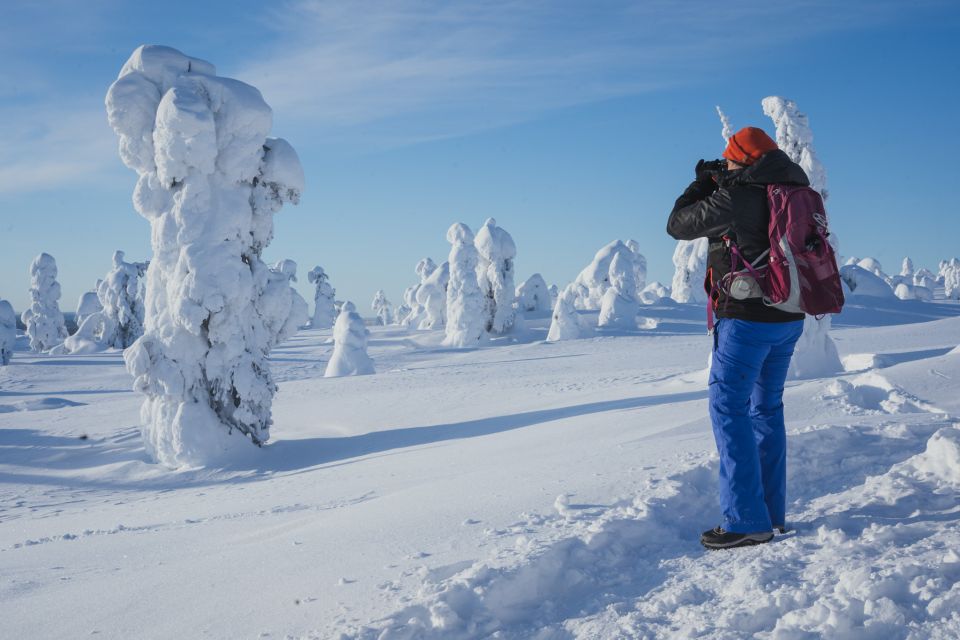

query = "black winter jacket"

[{"left": 666, "top": 149, "right": 806, "bottom": 323}]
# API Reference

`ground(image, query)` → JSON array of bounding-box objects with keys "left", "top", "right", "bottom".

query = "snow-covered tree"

[
  {"left": 444, "top": 223, "right": 486, "bottom": 347},
  {"left": 914, "top": 268, "right": 937, "bottom": 290},
  {"left": 265, "top": 259, "right": 308, "bottom": 342},
  {"left": 0, "top": 300, "right": 16, "bottom": 365},
  {"left": 573, "top": 240, "right": 639, "bottom": 309},
  {"left": 516, "top": 273, "right": 551, "bottom": 313},
  {"left": 399, "top": 258, "right": 437, "bottom": 327},
  {"left": 307, "top": 266, "right": 337, "bottom": 329},
  {"left": 762, "top": 97, "right": 828, "bottom": 201},
  {"left": 97, "top": 251, "right": 149, "bottom": 348},
  {"left": 763, "top": 96, "right": 842, "bottom": 379},
  {"left": 548, "top": 284, "right": 559, "bottom": 306},
  {"left": 640, "top": 281, "right": 671, "bottom": 304},
  {"left": 76, "top": 287, "right": 103, "bottom": 328},
  {"left": 901, "top": 257, "right": 914, "bottom": 278},
  {"left": 716, "top": 105, "right": 734, "bottom": 141},
  {"left": 21, "top": 253, "right": 67, "bottom": 352},
  {"left": 670, "top": 239, "right": 709, "bottom": 304},
  {"left": 324, "top": 302, "right": 374, "bottom": 377},
  {"left": 416, "top": 262, "right": 449, "bottom": 330},
  {"left": 598, "top": 252, "right": 639, "bottom": 329},
  {"left": 943, "top": 259, "right": 960, "bottom": 300},
  {"left": 475, "top": 218, "right": 517, "bottom": 334},
  {"left": 371, "top": 290, "right": 394, "bottom": 326},
  {"left": 547, "top": 284, "right": 586, "bottom": 341},
  {"left": 106, "top": 45, "right": 305, "bottom": 467},
  {"left": 624, "top": 239, "right": 648, "bottom": 294}
]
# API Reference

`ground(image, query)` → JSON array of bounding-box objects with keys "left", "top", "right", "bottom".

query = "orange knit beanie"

[{"left": 722, "top": 127, "right": 778, "bottom": 165}]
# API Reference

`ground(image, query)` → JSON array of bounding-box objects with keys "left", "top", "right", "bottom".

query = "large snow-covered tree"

[
  {"left": 265, "top": 259, "right": 309, "bottom": 342},
  {"left": 444, "top": 223, "right": 486, "bottom": 347},
  {"left": 763, "top": 96, "right": 842, "bottom": 378},
  {"left": 325, "top": 302, "right": 375, "bottom": 377},
  {"left": 0, "top": 300, "right": 16, "bottom": 365},
  {"left": 21, "top": 253, "right": 67, "bottom": 352},
  {"left": 474, "top": 218, "right": 517, "bottom": 334},
  {"left": 307, "top": 266, "right": 337, "bottom": 329},
  {"left": 573, "top": 240, "right": 639, "bottom": 309},
  {"left": 106, "top": 45, "right": 305, "bottom": 467},
  {"left": 400, "top": 257, "right": 437, "bottom": 328},
  {"left": 670, "top": 239, "right": 709, "bottom": 304},
  {"left": 598, "top": 252, "right": 639, "bottom": 330},
  {"left": 417, "top": 261, "right": 449, "bottom": 330}
]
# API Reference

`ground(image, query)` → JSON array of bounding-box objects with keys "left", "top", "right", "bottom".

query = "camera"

[{"left": 701, "top": 159, "right": 726, "bottom": 177}]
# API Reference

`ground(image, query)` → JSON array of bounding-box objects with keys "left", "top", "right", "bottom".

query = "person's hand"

[{"left": 695, "top": 159, "right": 724, "bottom": 182}]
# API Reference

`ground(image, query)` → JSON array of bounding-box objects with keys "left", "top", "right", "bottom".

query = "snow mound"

[
  {"left": 841, "top": 265, "right": 896, "bottom": 298},
  {"left": 823, "top": 373, "right": 942, "bottom": 415}
]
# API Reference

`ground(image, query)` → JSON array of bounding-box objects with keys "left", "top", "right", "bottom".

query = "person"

[{"left": 666, "top": 126, "right": 808, "bottom": 550}]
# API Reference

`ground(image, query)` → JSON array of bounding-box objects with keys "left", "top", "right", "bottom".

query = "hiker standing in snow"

[{"left": 666, "top": 127, "right": 810, "bottom": 549}]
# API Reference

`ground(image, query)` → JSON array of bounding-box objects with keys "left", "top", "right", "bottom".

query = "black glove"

[{"left": 695, "top": 159, "right": 724, "bottom": 183}]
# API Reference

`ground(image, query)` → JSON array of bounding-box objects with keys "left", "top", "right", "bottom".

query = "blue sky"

[{"left": 1, "top": 0, "right": 959, "bottom": 313}]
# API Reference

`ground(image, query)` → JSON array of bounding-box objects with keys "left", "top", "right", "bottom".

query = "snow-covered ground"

[{"left": 2, "top": 301, "right": 960, "bottom": 639}]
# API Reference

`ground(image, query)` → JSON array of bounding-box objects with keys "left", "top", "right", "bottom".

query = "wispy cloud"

[
  {"left": 0, "top": 0, "right": 949, "bottom": 194},
  {"left": 0, "top": 104, "right": 119, "bottom": 195},
  {"left": 233, "top": 0, "right": 943, "bottom": 147}
]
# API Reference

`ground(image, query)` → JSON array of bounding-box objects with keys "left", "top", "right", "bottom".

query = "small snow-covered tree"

[
  {"left": 444, "top": 223, "right": 486, "bottom": 347},
  {"left": 76, "top": 286, "right": 103, "bottom": 328},
  {"left": 670, "top": 239, "right": 709, "bottom": 304},
  {"left": 400, "top": 258, "right": 437, "bottom": 327},
  {"left": 763, "top": 96, "right": 842, "bottom": 379},
  {"left": 547, "top": 284, "right": 585, "bottom": 341},
  {"left": 324, "top": 302, "right": 374, "bottom": 377},
  {"left": 371, "top": 290, "right": 394, "bottom": 326},
  {"left": 598, "top": 252, "right": 639, "bottom": 329},
  {"left": 516, "top": 273, "right": 551, "bottom": 313},
  {"left": 21, "top": 253, "right": 67, "bottom": 352},
  {"left": 307, "top": 266, "right": 337, "bottom": 329},
  {"left": 943, "top": 259, "right": 960, "bottom": 300},
  {"left": 97, "top": 251, "right": 149, "bottom": 348},
  {"left": 0, "top": 300, "right": 16, "bottom": 365},
  {"left": 548, "top": 284, "right": 559, "bottom": 306},
  {"left": 416, "top": 262, "right": 449, "bottom": 330},
  {"left": 901, "top": 257, "right": 914, "bottom": 277},
  {"left": 914, "top": 268, "right": 937, "bottom": 290},
  {"left": 475, "top": 218, "right": 517, "bottom": 334},
  {"left": 107, "top": 45, "right": 305, "bottom": 467}
]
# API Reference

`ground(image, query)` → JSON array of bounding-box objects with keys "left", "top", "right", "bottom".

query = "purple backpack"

[{"left": 715, "top": 184, "right": 844, "bottom": 323}]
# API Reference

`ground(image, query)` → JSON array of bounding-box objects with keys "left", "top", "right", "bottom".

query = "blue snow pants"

[{"left": 709, "top": 318, "right": 804, "bottom": 533}]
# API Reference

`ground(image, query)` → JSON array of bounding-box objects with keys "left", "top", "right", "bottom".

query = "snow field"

[{"left": 2, "top": 306, "right": 960, "bottom": 638}]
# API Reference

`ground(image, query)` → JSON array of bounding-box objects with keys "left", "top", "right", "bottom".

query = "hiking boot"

[{"left": 700, "top": 526, "right": 774, "bottom": 550}]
